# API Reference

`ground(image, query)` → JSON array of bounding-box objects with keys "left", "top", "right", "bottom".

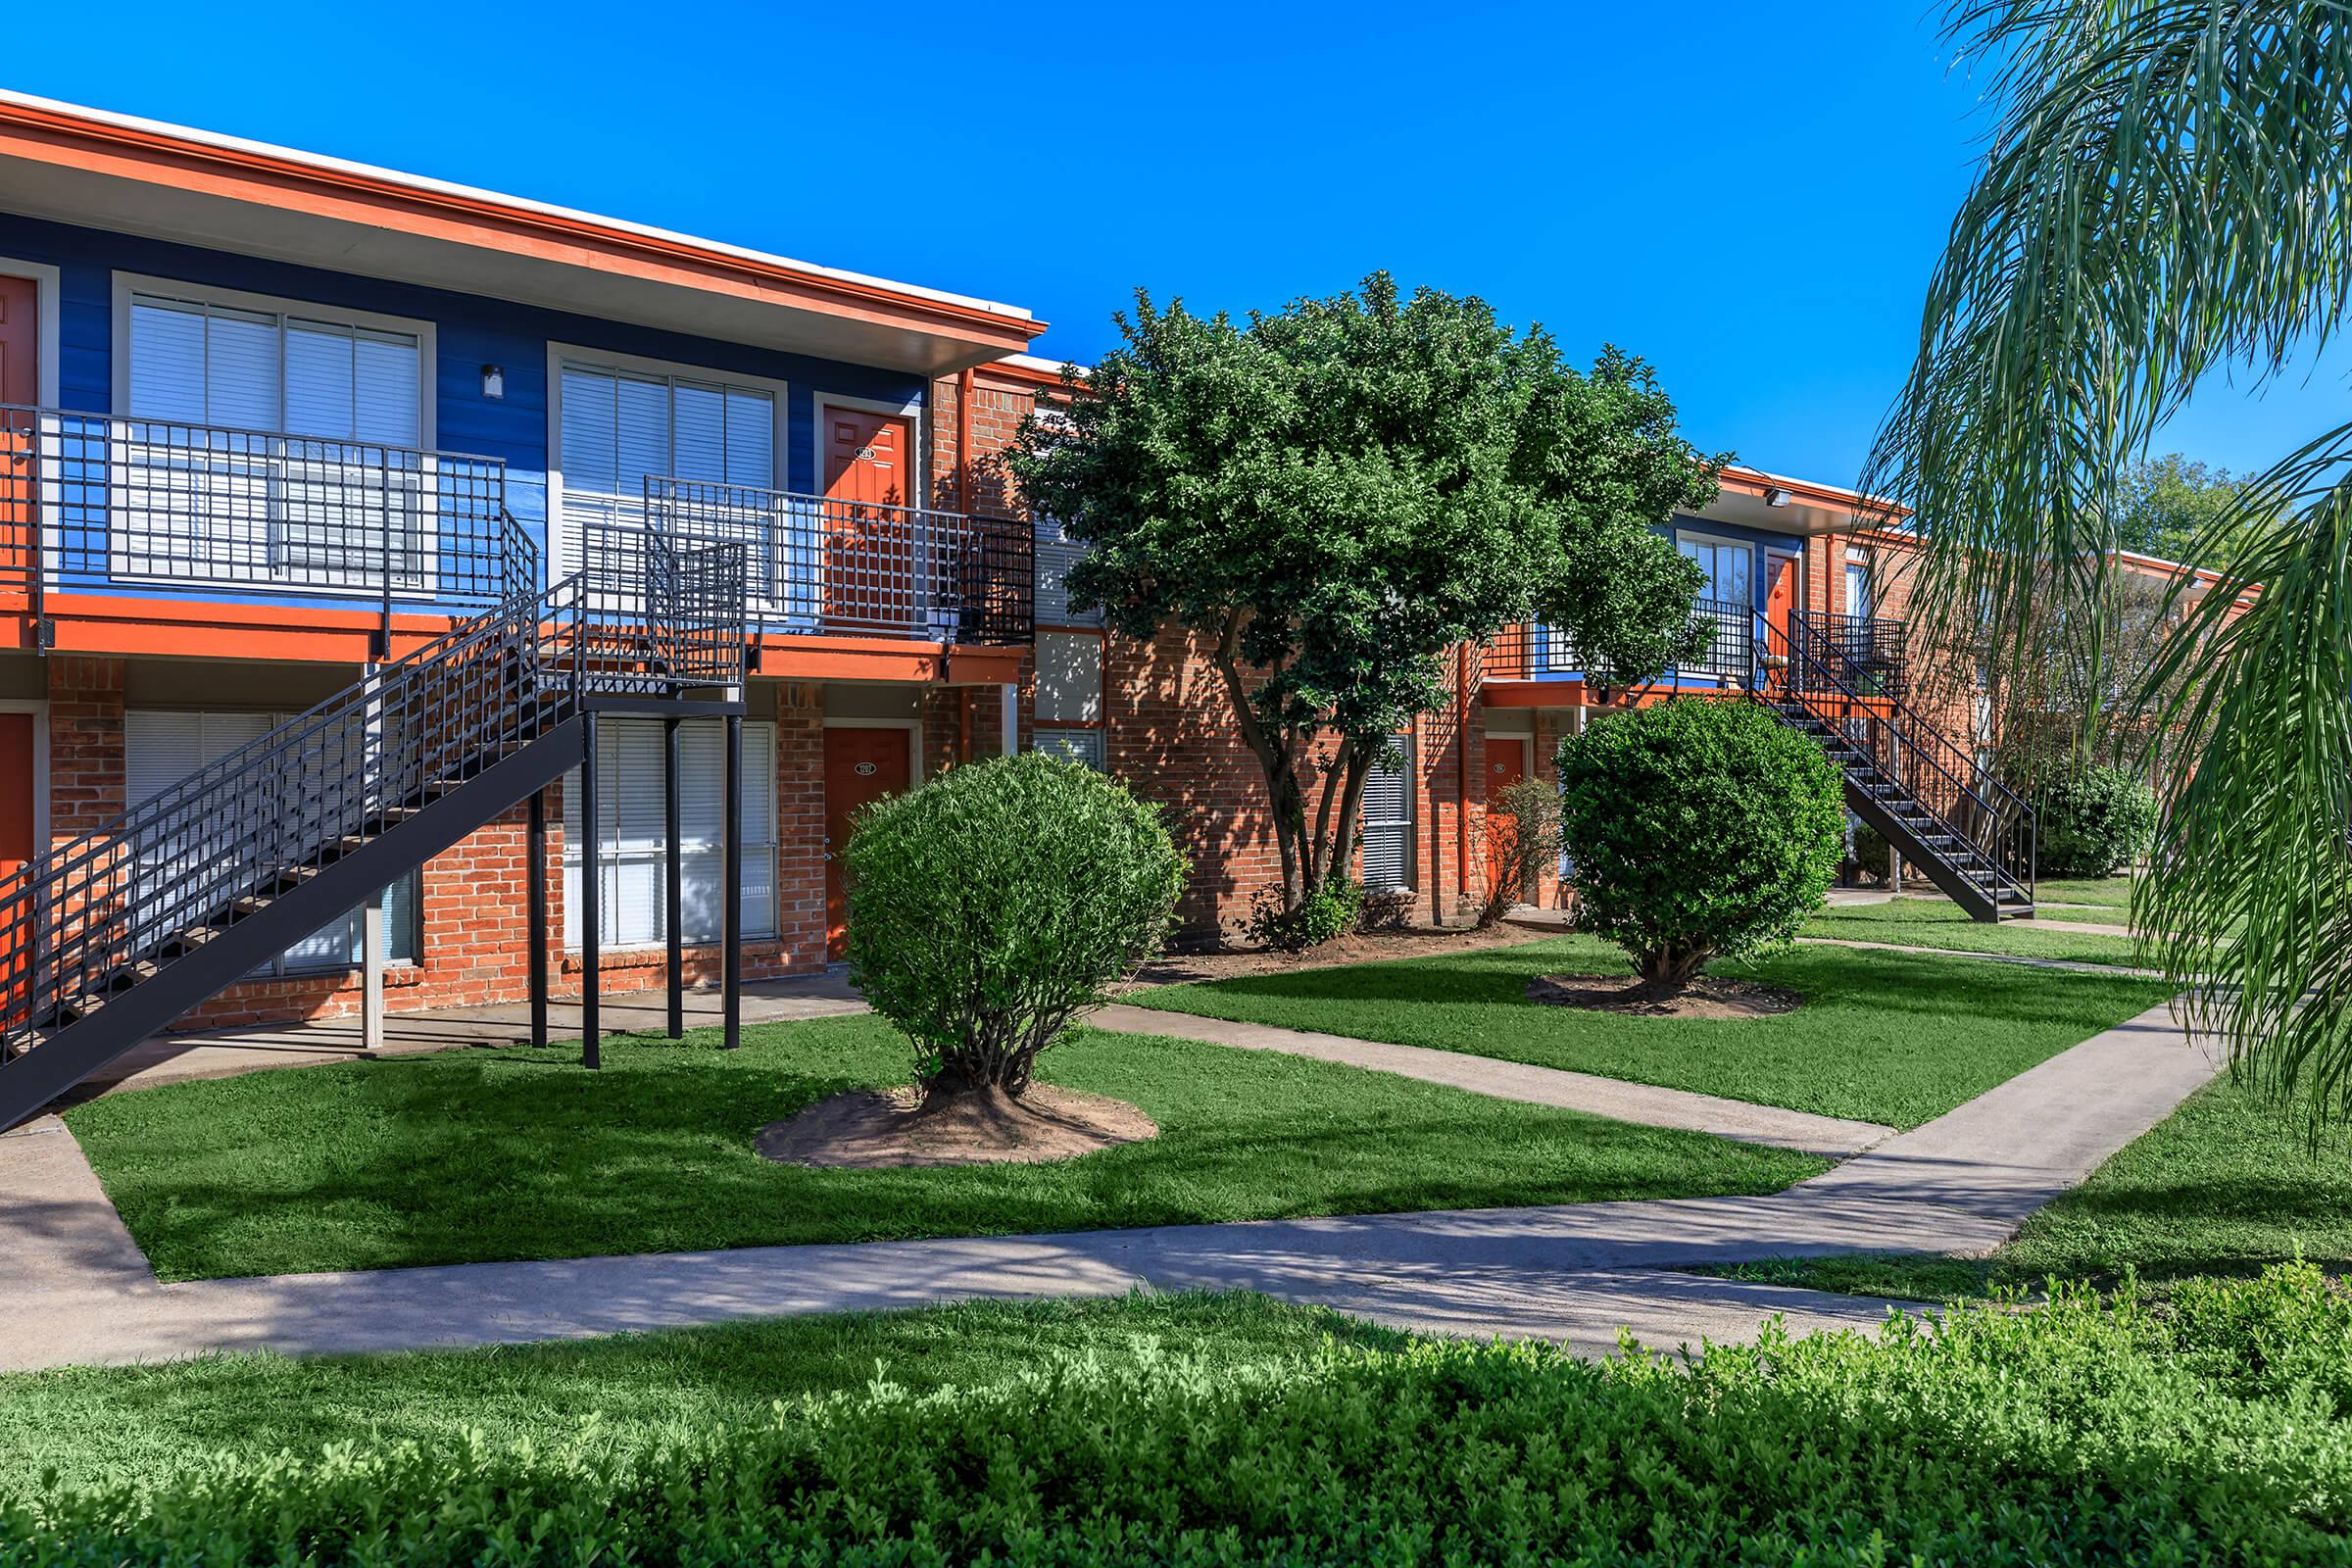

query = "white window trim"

[
  {"left": 123, "top": 706, "right": 420, "bottom": 976},
  {"left": 544, "top": 340, "right": 791, "bottom": 581},
  {"left": 0, "top": 699, "right": 49, "bottom": 857},
  {"left": 110, "top": 270, "right": 437, "bottom": 446},
  {"left": 0, "top": 257, "right": 62, "bottom": 407},
  {"left": 562, "top": 716, "right": 783, "bottom": 953},
  {"left": 812, "top": 390, "right": 926, "bottom": 511}
]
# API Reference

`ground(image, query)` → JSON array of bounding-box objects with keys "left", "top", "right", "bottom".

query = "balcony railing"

[
  {"left": 1484, "top": 601, "right": 1909, "bottom": 696},
  {"left": 0, "top": 406, "right": 534, "bottom": 648},
  {"left": 640, "top": 477, "right": 1033, "bottom": 647}
]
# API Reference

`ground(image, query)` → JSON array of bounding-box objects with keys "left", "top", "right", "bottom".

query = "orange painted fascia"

[
  {"left": 21, "top": 594, "right": 460, "bottom": 662},
  {"left": 0, "top": 101, "right": 1044, "bottom": 354},
  {"left": 942, "top": 646, "right": 1025, "bottom": 686},
  {"left": 979, "top": 359, "right": 1078, "bottom": 391}
]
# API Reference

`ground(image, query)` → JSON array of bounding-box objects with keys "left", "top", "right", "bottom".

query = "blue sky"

[{"left": 12, "top": 0, "right": 2346, "bottom": 487}]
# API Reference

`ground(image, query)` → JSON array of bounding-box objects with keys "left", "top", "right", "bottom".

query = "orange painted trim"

[
  {"left": 752, "top": 632, "right": 1024, "bottom": 686},
  {"left": 978, "top": 359, "right": 1078, "bottom": 391},
  {"left": 0, "top": 100, "right": 1045, "bottom": 352},
  {"left": 12, "top": 594, "right": 461, "bottom": 662}
]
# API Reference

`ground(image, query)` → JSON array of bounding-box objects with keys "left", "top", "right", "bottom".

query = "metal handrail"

[
  {"left": 640, "top": 476, "right": 1035, "bottom": 646},
  {"left": 1754, "top": 602, "right": 2035, "bottom": 905},
  {"left": 0, "top": 404, "right": 537, "bottom": 652},
  {"left": 0, "top": 538, "right": 744, "bottom": 1065}
]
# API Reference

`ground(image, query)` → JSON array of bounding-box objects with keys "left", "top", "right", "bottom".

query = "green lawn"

[
  {"left": 1804, "top": 898, "right": 2150, "bottom": 965},
  {"left": 2035, "top": 874, "right": 2138, "bottom": 907},
  {"left": 67, "top": 1013, "right": 1822, "bottom": 1282},
  {"left": 1891, "top": 890, "right": 2137, "bottom": 927},
  {"left": 1708, "top": 1076, "right": 2352, "bottom": 1299},
  {"left": 1137, "top": 936, "right": 2172, "bottom": 1128},
  {"left": 0, "top": 1291, "right": 1399, "bottom": 1496}
]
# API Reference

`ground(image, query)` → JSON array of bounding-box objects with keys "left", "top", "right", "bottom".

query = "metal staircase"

[
  {"left": 0, "top": 536, "right": 750, "bottom": 1128},
  {"left": 1751, "top": 603, "right": 2035, "bottom": 921}
]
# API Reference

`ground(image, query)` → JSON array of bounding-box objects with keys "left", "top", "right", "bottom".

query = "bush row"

[{"left": 10, "top": 1265, "right": 2352, "bottom": 1564}]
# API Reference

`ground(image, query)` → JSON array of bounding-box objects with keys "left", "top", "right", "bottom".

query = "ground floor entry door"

[
  {"left": 1485, "top": 735, "right": 1531, "bottom": 903},
  {"left": 823, "top": 726, "right": 912, "bottom": 958}
]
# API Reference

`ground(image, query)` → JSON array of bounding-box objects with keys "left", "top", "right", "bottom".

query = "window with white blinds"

[
  {"left": 1359, "top": 734, "right": 1415, "bottom": 892},
  {"left": 124, "top": 710, "right": 419, "bottom": 974},
  {"left": 122, "top": 290, "right": 430, "bottom": 590},
  {"left": 1033, "top": 516, "right": 1102, "bottom": 627},
  {"left": 1033, "top": 728, "right": 1104, "bottom": 771},
  {"left": 1035, "top": 631, "right": 1102, "bottom": 724},
  {"left": 562, "top": 718, "right": 777, "bottom": 950},
  {"left": 555, "top": 358, "right": 779, "bottom": 599}
]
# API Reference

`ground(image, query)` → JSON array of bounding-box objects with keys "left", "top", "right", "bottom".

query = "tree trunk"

[{"left": 1635, "top": 944, "right": 1711, "bottom": 995}]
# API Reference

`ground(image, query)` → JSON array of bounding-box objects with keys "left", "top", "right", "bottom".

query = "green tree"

[
  {"left": 1555, "top": 700, "right": 1844, "bottom": 994},
  {"left": 1863, "top": 3, "right": 2352, "bottom": 1128},
  {"left": 1010, "top": 272, "right": 1721, "bottom": 926},
  {"left": 2116, "top": 454, "right": 2247, "bottom": 564}
]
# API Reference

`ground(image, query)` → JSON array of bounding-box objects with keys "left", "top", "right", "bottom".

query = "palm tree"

[{"left": 1864, "top": 2, "right": 2352, "bottom": 1129}]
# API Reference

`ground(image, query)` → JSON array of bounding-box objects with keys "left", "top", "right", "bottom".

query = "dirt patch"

[
  {"left": 1127, "top": 915, "right": 1562, "bottom": 987},
  {"left": 756, "top": 1084, "right": 1157, "bottom": 1169},
  {"left": 1526, "top": 972, "right": 1804, "bottom": 1020}
]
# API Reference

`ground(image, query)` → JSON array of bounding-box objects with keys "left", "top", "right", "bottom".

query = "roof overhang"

[
  {"left": 1698, "top": 466, "right": 1908, "bottom": 538},
  {"left": 0, "top": 92, "right": 1044, "bottom": 378}
]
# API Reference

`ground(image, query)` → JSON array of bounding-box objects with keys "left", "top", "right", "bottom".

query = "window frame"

[
  {"left": 122, "top": 706, "right": 423, "bottom": 977},
  {"left": 561, "top": 716, "right": 781, "bottom": 952},
  {"left": 545, "top": 341, "right": 790, "bottom": 589},
  {"left": 111, "top": 271, "right": 437, "bottom": 446}
]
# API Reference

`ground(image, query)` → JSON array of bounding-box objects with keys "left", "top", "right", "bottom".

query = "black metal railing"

[
  {"left": 1820, "top": 611, "right": 1909, "bottom": 698},
  {"left": 1756, "top": 603, "right": 2034, "bottom": 906},
  {"left": 0, "top": 406, "right": 535, "bottom": 648},
  {"left": 1483, "top": 598, "right": 1757, "bottom": 686},
  {"left": 0, "top": 534, "right": 743, "bottom": 1070},
  {"left": 638, "top": 478, "right": 1033, "bottom": 646}
]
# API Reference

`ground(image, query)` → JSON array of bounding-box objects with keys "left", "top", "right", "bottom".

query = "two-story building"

[{"left": 0, "top": 93, "right": 2027, "bottom": 1118}]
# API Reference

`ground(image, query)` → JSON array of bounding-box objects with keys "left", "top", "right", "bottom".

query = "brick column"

[
  {"left": 773, "top": 683, "right": 826, "bottom": 968},
  {"left": 47, "top": 657, "right": 124, "bottom": 840}
]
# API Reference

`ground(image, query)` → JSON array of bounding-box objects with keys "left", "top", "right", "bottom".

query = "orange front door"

[
  {"left": 822, "top": 408, "right": 917, "bottom": 634},
  {"left": 0, "top": 712, "right": 34, "bottom": 1022},
  {"left": 1762, "top": 556, "right": 1800, "bottom": 694},
  {"left": 0, "top": 275, "right": 35, "bottom": 608},
  {"left": 1485, "top": 736, "right": 1530, "bottom": 901},
  {"left": 823, "top": 726, "right": 912, "bottom": 958}
]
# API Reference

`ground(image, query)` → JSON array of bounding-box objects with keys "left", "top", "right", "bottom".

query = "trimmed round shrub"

[
  {"left": 1556, "top": 698, "right": 1843, "bottom": 990},
  {"left": 2037, "top": 763, "right": 2158, "bottom": 878},
  {"left": 843, "top": 752, "right": 1187, "bottom": 1097}
]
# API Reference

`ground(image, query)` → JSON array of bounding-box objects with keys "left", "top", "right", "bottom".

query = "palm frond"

[{"left": 1865, "top": 1, "right": 2352, "bottom": 1119}]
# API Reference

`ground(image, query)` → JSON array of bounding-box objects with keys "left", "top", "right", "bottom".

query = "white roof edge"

[
  {"left": 0, "top": 88, "right": 1035, "bottom": 323},
  {"left": 1001, "top": 352, "right": 1085, "bottom": 374}
]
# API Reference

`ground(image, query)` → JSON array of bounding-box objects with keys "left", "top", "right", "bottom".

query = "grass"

[
  {"left": 0, "top": 1291, "right": 1403, "bottom": 1495},
  {"left": 1138, "top": 936, "right": 2172, "bottom": 1128},
  {"left": 1803, "top": 897, "right": 2150, "bottom": 964},
  {"left": 66, "top": 1012, "right": 1824, "bottom": 1282},
  {"left": 1707, "top": 1076, "right": 2352, "bottom": 1300},
  {"left": 2035, "top": 874, "right": 2138, "bottom": 907}
]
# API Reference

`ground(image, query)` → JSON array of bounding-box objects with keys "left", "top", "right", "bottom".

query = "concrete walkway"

[
  {"left": 0, "top": 999, "right": 2219, "bottom": 1371},
  {"left": 1793, "top": 935, "right": 2164, "bottom": 978},
  {"left": 1089, "top": 1003, "right": 1892, "bottom": 1157}
]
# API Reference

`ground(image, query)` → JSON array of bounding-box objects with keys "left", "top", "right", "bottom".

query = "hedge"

[{"left": 8, "top": 1265, "right": 2352, "bottom": 1564}]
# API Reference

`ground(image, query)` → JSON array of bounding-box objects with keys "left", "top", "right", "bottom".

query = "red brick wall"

[{"left": 46, "top": 657, "right": 123, "bottom": 840}]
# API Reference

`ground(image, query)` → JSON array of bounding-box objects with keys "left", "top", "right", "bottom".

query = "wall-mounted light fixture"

[
  {"left": 1764, "top": 485, "right": 1793, "bottom": 508},
  {"left": 481, "top": 365, "right": 506, "bottom": 400}
]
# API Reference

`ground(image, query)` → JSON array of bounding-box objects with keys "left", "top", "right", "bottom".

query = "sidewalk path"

[
  {"left": 1089, "top": 1003, "right": 1892, "bottom": 1157},
  {"left": 1, "top": 1000, "right": 2218, "bottom": 1371}
]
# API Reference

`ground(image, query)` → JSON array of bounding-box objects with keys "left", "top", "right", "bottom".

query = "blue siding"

[{"left": 0, "top": 213, "right": 928, "bottom": 598}]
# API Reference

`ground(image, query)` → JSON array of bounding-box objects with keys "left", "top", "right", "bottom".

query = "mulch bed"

[
  {"left": 756, "top": 1084, "right": 1157, "bottom": 1169},
  {"left": 1525, "top": 972, "right": 1804, "bottom": 1020},
  {"left": 1126, "top": 915, "right": 1563, "bottom": 988}
]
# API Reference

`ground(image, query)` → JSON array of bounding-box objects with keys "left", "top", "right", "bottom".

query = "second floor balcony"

[
  {"left": 0, "top": 408, "right": 1037, "bottom": 659},
  {"left": 1484, "top": 599, "right": 1910, "bottom": 701},
  {"left": 1, "top": 406, "right": 531, "bottom": 652}
]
